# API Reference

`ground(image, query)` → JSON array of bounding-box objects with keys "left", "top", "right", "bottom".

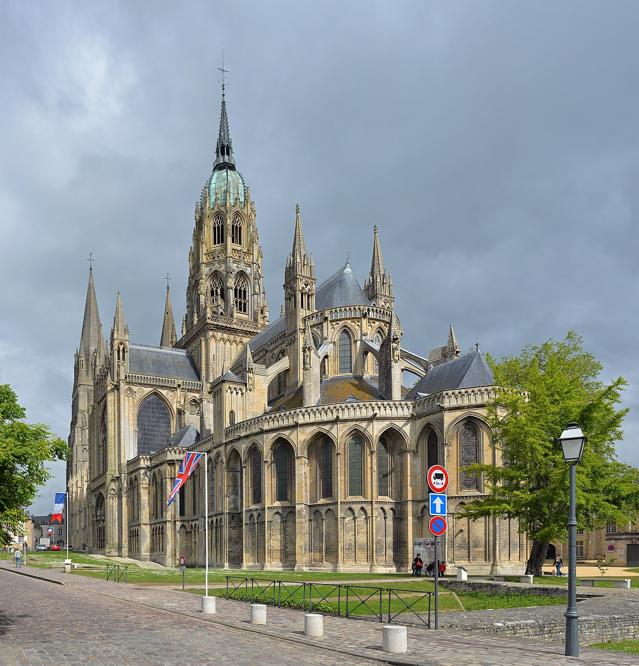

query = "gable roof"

[
  {"left": 168, "top": 424, "right": 200, "bottom": 448},
  {"left": 128, "top": 344, "right": 200, "bottom": 381},
  {"left": 406, "top": 349, "right": 494, "bottom": 399}
]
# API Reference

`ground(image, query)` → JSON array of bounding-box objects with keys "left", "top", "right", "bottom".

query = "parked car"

[
  {"left": 50, "top": 544, "right": 61, "bottom": 551},
  {"left": 35, "top": 544, "right": 48, "bottom": 551}
]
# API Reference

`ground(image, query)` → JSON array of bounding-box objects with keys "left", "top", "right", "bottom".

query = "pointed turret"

[
  {"left": 212, "top": 83, "right": 236, "bottom": 172},
  {"left": 160, "top": 285, "right": 177, "bottom": 348},
  {"left": 447, "top": 323, "right": 460, "bottom": 358},
  {"left": 364, "top": 225, "right": 394, "bottom": 308},
  {"left": 79, "top": 266, "right": 103, "bottom": 360},
  {"left": 111, "top": 292, "right": 128, "bottom": 341},
  {"left": 291, "top": 204, "right": 307, "bottom": 263}
]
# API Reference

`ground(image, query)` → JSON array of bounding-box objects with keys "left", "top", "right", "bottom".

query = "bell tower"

[{"left": 179, "top": 82, "right": 268, "bottom": 382}]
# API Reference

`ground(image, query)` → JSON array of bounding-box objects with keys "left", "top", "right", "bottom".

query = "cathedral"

[{"left": 67, "top": 86, "right": 528, "bottom": 574}]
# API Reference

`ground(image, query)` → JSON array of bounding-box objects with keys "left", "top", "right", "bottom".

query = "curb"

[{"left": 0, "top": 564, "right": 66, "bottom": 586}]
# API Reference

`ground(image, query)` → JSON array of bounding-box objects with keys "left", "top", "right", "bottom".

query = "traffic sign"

[
  {"left": 429, "top": 493, "right": 447, "bottom": 516},
  {"left": 427, "top": 465, "right": 449, "bottom": 493},
  {"left": 428, "top": 515, "right": 448, "bottom": 537}
]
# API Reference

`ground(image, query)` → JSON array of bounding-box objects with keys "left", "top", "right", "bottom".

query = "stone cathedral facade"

[{"left": 67, "top": 88, "right": 528, "bottom": 574}]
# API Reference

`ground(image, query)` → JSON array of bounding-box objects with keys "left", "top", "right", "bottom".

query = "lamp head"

[{"left": 558, "top": 422, "right": 586, "bottom": 463}]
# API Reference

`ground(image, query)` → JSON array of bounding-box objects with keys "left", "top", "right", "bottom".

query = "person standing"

[
  {"left": 555, "top": 557, "right": 563, "bottom": 576},
  {"left": 14, "top": 549, "right": 22, "bottom": 568},
  {"left": 413, "top": 553, "right": 424, "bottom": 577}
]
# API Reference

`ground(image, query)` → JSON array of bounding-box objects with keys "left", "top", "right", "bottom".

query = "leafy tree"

[
  {"left": 461, "top": 332, "right": 639, "bottom": 575},
  {"left": 0, "top": 384, "right": 67, "bottom": 545}
]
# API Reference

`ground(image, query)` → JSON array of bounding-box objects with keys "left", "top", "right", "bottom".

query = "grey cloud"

[{"left": 0, "top": 1, "right": 636, "bottom": 513}]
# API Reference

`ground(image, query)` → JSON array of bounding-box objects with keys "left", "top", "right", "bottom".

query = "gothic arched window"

[
  {"left": 213, "top": 214, "right": 224, "bottom": 245},
  {"left": 232, "top": 214, "right": 242, "bottom": 245},
  {"left": 137, "top": 394, "right": 171, "bottom": 455},
  {"left": 460, "top": 420, "right": 480, "bottom": 491},
  {"left": 99, "top": 411, "right": 107, "bottom": 475},
  {"left": 273, "top": 440, "right": 293, "bottom": 502},
  {"left": 210, "top": 274, "right": 225, "bottom": 310},
  {"left": 250, "top": 448, "right": 262, "bottom": 505},
  {"left": 234, "top": 273, "right": 249, "bottom": 314},
  {"left": 427, "top": 430, "right": 438, "bottom": 469},
  {"left": 377, "top": 436, "right": 390, "bottom": 497},
  {"left": 319, "top": 437, "right": 333, "bottom": 499},
  {"left": 348, "top": 433, "right": 364, "bottom": 496},
  {"left": 373, "top": 331, "right": 383, "bottom": 374},
  {"left": 339, "top": 329, "right": 352, "bottom": 374}
]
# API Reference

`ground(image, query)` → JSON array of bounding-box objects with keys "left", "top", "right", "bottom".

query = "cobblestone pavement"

[{"left": 1, "top": 563, "right": 636, "bottom": 665}]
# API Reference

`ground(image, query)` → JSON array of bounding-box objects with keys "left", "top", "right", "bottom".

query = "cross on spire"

[
  {"left": 218, "top": 50, "right": 229, "bottom": 93},
  {"left": 86, "top": 252, "right": 94, "bottom": 271},
  {"left": 164, "top": 272, "right": 171, "bottom": 290}
]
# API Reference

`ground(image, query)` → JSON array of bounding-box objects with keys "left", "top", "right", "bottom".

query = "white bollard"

[
  {"left": 382, "top": 625, "right": 407, "bottom": 654},
  {"left": 64, "top": 559, "right": 72, "bottom": 574},
  {"left": 456, "top": 567, "right": 468, "bottom": 581},
  {"left": 202, "top": 596, "right": 216, "bottom": 614},
  {"left": 304, "top": 613, "right": 324, "bottom": 637},
  {"left": 520, "top": 575, "right": 534, "bottom": 584},
  {"left": 251, "top": 603, "right": 267, "bottom": 625}
]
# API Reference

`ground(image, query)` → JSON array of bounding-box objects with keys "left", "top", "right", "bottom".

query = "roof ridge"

[
  {"left": 129, "top": 343, "right": 189, "bottom": 355},
  {"left": 317, "top": 261, "right": 350, "bottom": 290}
]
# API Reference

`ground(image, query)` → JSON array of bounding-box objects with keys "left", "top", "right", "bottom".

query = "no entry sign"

[
  {"left": 427, "top": 465, "right": 449, "bottom": 493},
  {"left": 428, "top": 515, "right": 448, "bottom": 537}
]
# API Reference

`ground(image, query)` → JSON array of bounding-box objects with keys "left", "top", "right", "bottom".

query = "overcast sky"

[{"left": 1, "top": 1, "right": 637, "bottom": 515}]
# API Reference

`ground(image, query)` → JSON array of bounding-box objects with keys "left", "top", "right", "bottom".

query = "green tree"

[
  {"left": 461, "top": 332, "right": 639, "bottom": 575},
  {"left": 0, "top": 384, "right": 67, "bottom": 545}
]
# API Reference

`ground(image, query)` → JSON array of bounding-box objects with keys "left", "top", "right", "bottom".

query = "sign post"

[{"left": 427, "top": 465, "right": 449, "bottom": 630}]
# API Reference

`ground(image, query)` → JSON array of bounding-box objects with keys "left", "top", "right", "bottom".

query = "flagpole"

[
  {"left": 204, "top": 451, "right": 208, "bottom": 598},
  {"left": 65, "top": 491, "right": 69, "bottom": 561}
]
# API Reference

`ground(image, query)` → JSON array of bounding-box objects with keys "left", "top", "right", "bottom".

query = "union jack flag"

[{"left": 167, "top": 452, "right": 203, "bottom": 506}]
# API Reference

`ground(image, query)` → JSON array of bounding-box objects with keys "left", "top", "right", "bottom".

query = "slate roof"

[
  {"left": 128, "top": 344, "right": 200, "bottom": 381},
  {"left": 249, "top": 316, "right": 286, "bottom": 352},
  {"left": 406, "top": 350, "right": 494, "bottom": 399},
  {"left": 249, "top": 262, "right": 369, "bottom": 355},
  {"left": 168, "top": 425, "right": 200, "bottom": 448},
  {"left": 315, "top": 262, "right": 370, "bottom": 310}
]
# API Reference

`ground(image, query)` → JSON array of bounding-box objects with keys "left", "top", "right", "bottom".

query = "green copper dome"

[{"left": 208, "top": 168, "right": 245, "bottom": 207}]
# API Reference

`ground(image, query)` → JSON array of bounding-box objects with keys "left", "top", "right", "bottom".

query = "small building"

[{"left": 31, "top": 515, "right": 66, "bottom": 549}]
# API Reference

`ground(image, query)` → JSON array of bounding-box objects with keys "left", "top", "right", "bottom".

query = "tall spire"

[
  {"left": 291, "top": 203, "right": 307, "bottom": 262},
  {"left": 112, "top": 292, "right": 128, "bottom": 340},
  {"left": 160, "top": 284, "right": 177, "bottom": 348},
  {"left": 79, "top": 265, "right": 103, "bottom": 359},
  {"left": 370, "top": 225, "right": 385, "bottom": 277},
  {"left": 364, "top": 225, "right": 394, "bottom": 308},
  {"left": 212, "top": 82, "right": 236, "bottom": 172},
  {"left": 447, "top": 323, "right": 460, "bottom": 358}
]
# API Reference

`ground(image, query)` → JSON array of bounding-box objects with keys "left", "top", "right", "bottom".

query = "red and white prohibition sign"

[{"left": 427, "top": 465, "right": 449, "bottom": 493}]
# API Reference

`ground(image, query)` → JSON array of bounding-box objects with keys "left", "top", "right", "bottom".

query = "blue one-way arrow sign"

[{"left": 429, "top": 493, "right": 447, "bottom": 516}]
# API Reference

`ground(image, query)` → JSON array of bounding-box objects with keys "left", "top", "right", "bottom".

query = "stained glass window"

[
  {"left": 348, "top": 434, "right": 364, "bottom": 496},
  {"left": 339, "top": 329, "right": 352, "bottom": 374},
  {"left": 460, "top": 420, "right": 479, "bottom": 491}
]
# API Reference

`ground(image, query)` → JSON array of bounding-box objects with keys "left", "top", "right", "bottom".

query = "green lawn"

[{"left": 590, "top": 639, "right": 639, "bottom": 654}]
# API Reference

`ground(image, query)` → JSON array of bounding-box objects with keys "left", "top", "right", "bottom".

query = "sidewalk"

[{"left": 1, "top": 561, "right": 634, "bottom": 665}]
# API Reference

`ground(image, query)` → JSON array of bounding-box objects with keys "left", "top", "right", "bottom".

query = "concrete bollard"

[
  {"left": 456, "top": 567, "right": 468, "bottom": 582},
  {"left": 64, "top": 559, "right": 72, "bottom": 574},
  {"left": 520, "top": 575, "right": 534, "bottom": 584},
  {"left": 202, "top": 596, "right": 216, "bottom": 614},
  {"left": 382, "top": 625, "right": 407, "bottom": 654},
  {"left": 251, "top": 603, "right": 267, "bottom": 625},
  {"left": 304, "top": 613, "right": 324, "bottom": 637}
]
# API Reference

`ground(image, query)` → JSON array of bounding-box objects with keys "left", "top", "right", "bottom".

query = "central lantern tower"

[{"left": 179, "top": 84, "right": 269, "bottom": 384}]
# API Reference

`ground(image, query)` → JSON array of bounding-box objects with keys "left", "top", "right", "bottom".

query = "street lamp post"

[{"left": 558, "top": 422, "right": 586, "bottom": 657}]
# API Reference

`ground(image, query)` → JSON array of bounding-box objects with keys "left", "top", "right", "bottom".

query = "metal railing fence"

[{"left": 224, "top": 575, "right": 431, "bottom": 627}]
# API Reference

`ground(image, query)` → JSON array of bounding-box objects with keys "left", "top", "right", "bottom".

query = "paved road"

[
  {"left": 0, "top": 569, "right": 371, "bottom": 665},
  {"left": 1, "top": 564, "right": 635, "bottom": 665}
]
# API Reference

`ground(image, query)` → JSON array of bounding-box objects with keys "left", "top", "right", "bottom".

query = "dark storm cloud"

[{"left": 0, "top": 1, "right": 637, "bottom": 513}]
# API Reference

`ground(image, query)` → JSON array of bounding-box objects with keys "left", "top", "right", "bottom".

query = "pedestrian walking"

[{"left": 14, "top": 549, "right": 22, "bottom": 568}]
